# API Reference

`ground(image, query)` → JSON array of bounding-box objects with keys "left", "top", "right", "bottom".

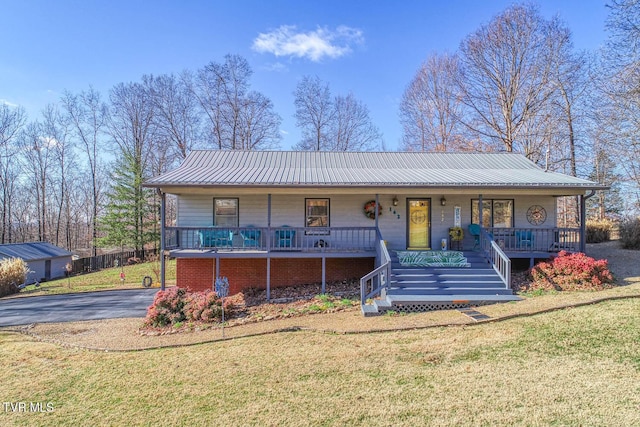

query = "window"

[
  {"left": 213, "top": 198, "right": 238, "bottom": 227},
  {"left": 471, "top": 199, "right": 513, "bottom": 228},
  {"left": 305, "top": 198, "right": 329, "bottom": 232}
]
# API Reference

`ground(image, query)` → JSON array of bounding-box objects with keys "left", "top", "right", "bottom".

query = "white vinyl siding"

[{"left": 176, "top": 193, "right": 557, "bottom": 251}]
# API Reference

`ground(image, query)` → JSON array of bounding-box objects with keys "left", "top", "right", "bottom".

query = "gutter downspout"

[{"left": 580, "top": 190, "right": 596, "bottom": 253}]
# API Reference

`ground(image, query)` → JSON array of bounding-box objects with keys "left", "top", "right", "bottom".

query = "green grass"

[
  {"left": 1, "top": 298, "right": 639, "bottom": 426},
  {"left": 14, "top": 260, "right": 176, "bottom": 296}
]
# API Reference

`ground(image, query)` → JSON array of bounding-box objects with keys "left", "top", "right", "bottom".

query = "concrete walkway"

[{"left": 0, "top": 289, "right": 158, "bottom": 327}]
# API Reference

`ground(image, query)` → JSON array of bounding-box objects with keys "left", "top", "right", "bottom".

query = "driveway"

[{"left": 0, "top": 289, "right": 158, "bottom": 327}]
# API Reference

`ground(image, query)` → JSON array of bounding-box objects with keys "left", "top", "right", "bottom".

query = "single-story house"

[
  {"left": 144, "top": 150, "right": 607, "bottom": 314},
  {"left": 0, "top": 242, "right": 73, "bottom": 284}
]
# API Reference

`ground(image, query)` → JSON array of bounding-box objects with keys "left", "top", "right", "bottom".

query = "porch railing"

[
  {"left": 484, "top": 227, "right": 581, "bottom": 253},
  {"left": 360, "top": 234, "right": 391, "bottom": 306},
  {"left": 165, "top": 226, "right": 378, "bottom": 253},
  {"left": 480, "top": 229, "right": 511, "bottom": 289}
]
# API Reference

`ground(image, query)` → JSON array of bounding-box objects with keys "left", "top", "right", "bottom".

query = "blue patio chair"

[
  {"left": 515, "top": 230, "right": 534, "bottom": 250},
  {"left": 468, "top": 224, "right": 481, "bottom": 250},
  {"left": 240, "top": 227, "right": 261, "bottom": 248},
  {"left": 199, "top": 228, "right": 233, "bottom": 248},
  {"left": 275, "top": 226, "right": 295, "bottom": 248}
]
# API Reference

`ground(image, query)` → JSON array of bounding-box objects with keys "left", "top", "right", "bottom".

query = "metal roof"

[
  {"left": 0, "top": 242, "right": 73, "bottom": 261},
  {"left": 144, "top": 150, "right": 607, "bottom": 190}
]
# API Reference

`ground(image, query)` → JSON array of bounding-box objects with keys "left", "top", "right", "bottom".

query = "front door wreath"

[{"left": 363, "top": 200, "right": 382, "bottom": 219}]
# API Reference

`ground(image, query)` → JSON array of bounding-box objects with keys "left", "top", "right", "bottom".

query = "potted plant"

[{"left": 449, "top": 227, "right": 464, "bottom": 241}]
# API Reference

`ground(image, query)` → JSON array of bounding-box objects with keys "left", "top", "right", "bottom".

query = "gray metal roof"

[
  {"left": 0, "top": 242, "right": 73, "bottom": 261},
  {"left": 145, "top": 150, "right": 606, "bottom": 190}
]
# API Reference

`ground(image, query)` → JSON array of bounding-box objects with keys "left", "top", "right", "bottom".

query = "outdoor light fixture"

[
  {"left": 392, "top": 196, "right": 398, "bottom": 206},
  {"left": 440, "top": 196, "right": 447, "bottom": 206}
]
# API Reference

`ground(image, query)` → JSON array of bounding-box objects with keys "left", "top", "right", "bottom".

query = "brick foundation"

[{"left": 175, "top": 257, "right": 374, "bottom": 295}]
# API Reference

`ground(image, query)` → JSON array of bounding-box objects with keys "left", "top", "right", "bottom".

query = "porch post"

[
  {"left": 580, "top": 194, "right": 587, "bottom": 253},
  {"left": 375, "top": 194, "right": 379, "bottom": 229},
  {"left": 267, "top": 193, "right": 271, "bottom": 301},
  {"left": 478, "top": 194, "right": 483, "bottom": 228},
  {"left": 321, "top": 256, "right": 326, "bottom": 294},
  {"left": 160, "top": 191, "right": 166, "bottom": 291}
]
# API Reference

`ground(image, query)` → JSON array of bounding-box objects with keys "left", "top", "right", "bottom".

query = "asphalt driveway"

[{"left": 0, "top": 289, "right": 159, "bottom": 327}]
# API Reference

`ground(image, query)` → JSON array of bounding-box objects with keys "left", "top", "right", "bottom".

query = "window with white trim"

[{"left": 213, "top": 198, "right": 238, "bottom": 227}]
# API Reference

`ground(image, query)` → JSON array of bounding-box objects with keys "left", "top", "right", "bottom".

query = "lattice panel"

[
  {"left": 392, "top": 302, "right": 471, "bottom": 313},
  {"left": 392, "top": 301, "right": 498, "bottom": 313}
]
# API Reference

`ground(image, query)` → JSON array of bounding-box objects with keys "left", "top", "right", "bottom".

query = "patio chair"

[
  {"left": 199, "top": 228, "right": 233, "bottom": 248},
  {"left": 468, "top": 223, "right": 481, "bottom": 250},
  {"left": 240, "top": 227, "right": 261, "bottom": 248},
  {"left": 515, "top": 230, "right": 534, "bottom": 250},
  {"left": 275, "top": 226, "right": 295, "bottom": 248}
]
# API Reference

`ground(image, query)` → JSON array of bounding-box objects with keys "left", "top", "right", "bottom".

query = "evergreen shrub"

[{"left": 618, "top": 218, "right": 640, "bottom": 249}]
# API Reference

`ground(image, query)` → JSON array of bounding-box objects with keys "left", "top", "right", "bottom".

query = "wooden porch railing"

[
  {"left": 360, "top": 235, "right": 391, "bottom": 306},
  {"left": 484, "top": 227, "right": 581, "bottom": 253},
  {"left": 165, "top": 226, "right": 378, "bottom": 253}
]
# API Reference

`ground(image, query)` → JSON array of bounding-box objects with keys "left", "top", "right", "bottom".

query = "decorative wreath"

[
  {"left": 363, "top": 200, "right": 382, "bottom": 220},
  {"left": 449, "top": 227, "right": 464, "bottom": 241}
]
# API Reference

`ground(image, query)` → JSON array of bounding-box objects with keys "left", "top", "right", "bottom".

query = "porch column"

[
  {"left": 160, "top": 191, "right": 166, "bottom": 291},
  {"left": 375, "top": 194, "right": 379, "bottom": 229},
  {"left": 267, "top": 193, "right": 271, "bottom": 301},
  {"left": 478, "top": 194, "right": 483, "bottom": 228},
  {"left": 321, "top": 256, "right": 326, "bottom": 294},
  {"left": 579, "top": 193, "right": 589, "bottom": 253}
]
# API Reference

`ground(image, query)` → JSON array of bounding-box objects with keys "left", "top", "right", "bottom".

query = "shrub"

[
  {"left": 529, "top": 251, "right": 614, "bottom": 292},
  {"left": 143, "top": 287, "right": 232, "bottom": 327},
  {"left": 0, "top": 258, "right": 30, "bottom": 298},
  {"left": 618, "top": 217, "right": 640, "bottom": 250},
  {"left": 586, "top": 219, "right": 614, "bottom": 243}
]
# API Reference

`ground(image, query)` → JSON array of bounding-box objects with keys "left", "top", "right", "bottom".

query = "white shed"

[{"left": 0, "top": 242, "right": 73, "bottom": 284}]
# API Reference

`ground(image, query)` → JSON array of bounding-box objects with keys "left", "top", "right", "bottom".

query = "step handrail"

[
  {"left": 360, "top": 238, "right": 391, "bottom": 305},
  {"left": 481, "top": 228, "right": 511, "bottom": 289}
]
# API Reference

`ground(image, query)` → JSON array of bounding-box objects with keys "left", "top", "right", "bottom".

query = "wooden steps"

[{"left": 362, "top": 251, "right": 521, "bottom": 316}]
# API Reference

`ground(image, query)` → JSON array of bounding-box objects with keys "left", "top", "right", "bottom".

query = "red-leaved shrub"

[
  {"left": 529, "top": 251, "right": 614, "bottom": 292},
  {"left": 144, "top": 287, "right": 232, "bottom": 327}
]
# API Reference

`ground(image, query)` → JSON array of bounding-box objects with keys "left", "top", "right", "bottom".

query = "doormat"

[{"left": 396, "top": 250, "right": 470, "bottom": 267}]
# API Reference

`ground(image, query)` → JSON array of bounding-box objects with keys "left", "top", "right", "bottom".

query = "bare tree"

[
  {"left": 41, "top": 104, "right": 76, "bottom": 248},
  {"left": 330, "top": 93, "right": 381, "bottom": 151},
  {"left": 20, "top": 121, "right": 53, "bottom": 241},
  {"left": 457, "top": 4, "right": 564, "bottom": 155},
  {"left": 602, "top": 0, "right": 640, "bottom": 210},
  {"left": 399, "top": 53, "right": 464, "bottom": 152},
  {"left": 293, "top": 75, "right": 335, "bottom": 150},
  {"left": 0, "top": 104, "right": 26, "bottom": 243},
  {"left": 188, "top": 54, "right": 280, "bottom": 150},
  {"left": 61, "top": 87, "right": 107, "bottom": 256},
  {"left": 237, "top": 91, "right": 282, "bottom": 150},
  {"left": 294, "top": 76, "right": 381, "bottom": 151},
  {"left": 146, "top": 73, "right": 201, "bottom": 161}
]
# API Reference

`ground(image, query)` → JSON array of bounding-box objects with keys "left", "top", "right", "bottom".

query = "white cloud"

[
  {"left": 261, "top": 62, "right": 288, "bottom": 72},
  {"left": 0, "top": 99, "right": 19, "bottom": 107},
  {"left": 252, "top": 25, "right": 363, "bottom": 62}
]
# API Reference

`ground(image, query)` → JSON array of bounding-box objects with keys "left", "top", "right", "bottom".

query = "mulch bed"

[{"left": 139, "top": 280, "right": 361, "bottom": 335}]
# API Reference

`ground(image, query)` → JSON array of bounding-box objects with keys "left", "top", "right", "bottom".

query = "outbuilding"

[{"left": 0, "top": 242, "right": 73, "bottom": 284}]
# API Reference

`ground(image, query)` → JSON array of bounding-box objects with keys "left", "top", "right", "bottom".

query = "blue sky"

[{"left": 0, "top": 0, "right": 609, "bottom": 150}]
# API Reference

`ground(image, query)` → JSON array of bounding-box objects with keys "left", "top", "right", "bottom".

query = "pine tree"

[{"left": 99, "top": 153, "right": 158, "bottom": 253}]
